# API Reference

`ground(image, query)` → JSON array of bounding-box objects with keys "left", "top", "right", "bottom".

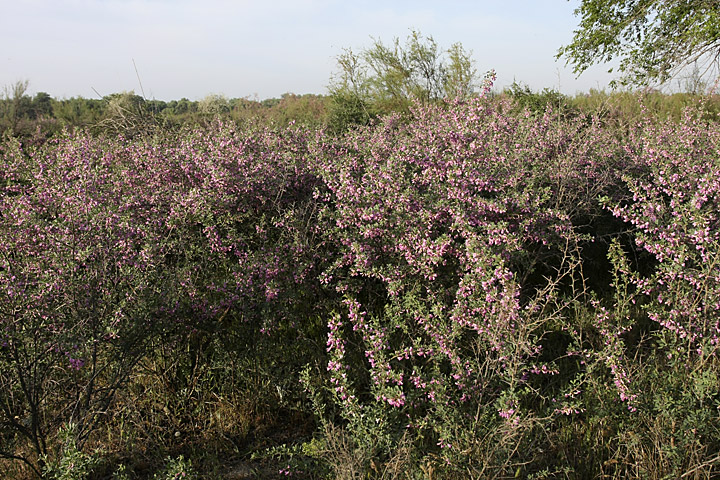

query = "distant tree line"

[
  {"left": 3, "top": 80, "right": 719, "bottom": 145},
  {"left": 0, "top": 80, "right": 332, "bottom": 141}
]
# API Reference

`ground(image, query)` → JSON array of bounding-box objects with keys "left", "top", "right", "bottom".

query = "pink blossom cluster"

[
  {"left": 607, "top": 107, "right": 720, "bottom": 358},
  {"left": 313, "top": 93, "right": 628, "bottom": 449},
  {"left": 0, "top": 122, "right": 325, "bottom": 442}
]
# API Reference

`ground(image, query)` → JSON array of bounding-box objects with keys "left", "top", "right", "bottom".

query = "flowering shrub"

[
  {"left": 593, "top": 106, "right": 720, "bottom": 476},
  {"left": 311, "top": 95, "right": 632, "bottom": 473},
  {"left": 1, "top": 91, "right": 719, "bottom": 478},
  {"left": 0, "top": 122, "right": 324, "bottom": 471},
  {"left": 608, "top": 107, "right": 720, "bottom": 356}
]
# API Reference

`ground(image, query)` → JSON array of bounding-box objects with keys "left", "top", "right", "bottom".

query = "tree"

[
  {"left": 558, "top": 0, "right": 720, "bottom": 87},
  {"left": 198, "top": 93, "right": 230, "bottom": 115},
  {"left": 327, "top": 31, "right": 486, "bottom": 130},
  {"left": 31, "top": 92, "right": 53, "bottom": 119},
  {"left": 96, "top": 92, "right": 161, "bottom": 137},
  {"left": 0, "top": 80, "right": 31, "bottom": 133},
  {"left": 52, "top": 97, "right": 105, "bottom": 127}
]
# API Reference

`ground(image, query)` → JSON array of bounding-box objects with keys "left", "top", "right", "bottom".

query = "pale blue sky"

[{"left": 2, "top": 0, "right": 621, "bottom": 100}]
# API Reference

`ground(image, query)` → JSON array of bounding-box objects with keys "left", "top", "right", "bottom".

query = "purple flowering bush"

[
  {"left": 609, "top": 107, "right": 720, "bottom": 356},
  {"left": 1, "top": 91, "right": 719, "bottom": 478},
  {"left": 593, "top": 105, "right": 720, "bottom": 477},
  {"left": 0, "top": 122, "right": 325, "bottom": 474},
  {"left": 310, "top": 96, "right": 636, "bottom": 475}
]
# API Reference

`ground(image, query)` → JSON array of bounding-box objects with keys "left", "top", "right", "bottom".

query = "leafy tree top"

[
  {"left": 558, "top": 0, "right": 720, "bottom": 87},
  {"left": 330, "top": 31, "right": 480, "bottom": 113}
]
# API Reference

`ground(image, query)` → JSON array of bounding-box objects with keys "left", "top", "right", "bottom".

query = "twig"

[{"left": 133, "top": 58, "right": 146, "bottom": 100}]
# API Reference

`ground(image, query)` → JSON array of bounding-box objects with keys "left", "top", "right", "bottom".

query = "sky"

[{"left": 1, "top": 0, "right": 622, "bottom": 101}]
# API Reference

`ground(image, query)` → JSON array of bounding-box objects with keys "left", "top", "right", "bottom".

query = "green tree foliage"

[
  {"left": 504, "top": 81, "right": 570, "bottom": 114},
  {"left": 94, "top": 91, "right": 162, "bottom": 137},
  {"left": 165, "top": 98, "right": 197, "bottom": 115},
  {"left": 327, "top": 30, "right": 484, "bottom": 131},
  {"left": 51, "top": 97, "right": 105, "bottom": 128},
  {"left": 31, "top": 92, "right": 53, "bottom": 119},
  {"left": 558, "top": 0, "right": 720, "bottom": 87},
  {"left": 0, "top": 82, "right": 63, "bottom": 140},
  {"left": 0, "top": 80, "right": 31, "bottom": 134},
  {"left": 197, "top": 93, "right": 231, "bottom": 115}
]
